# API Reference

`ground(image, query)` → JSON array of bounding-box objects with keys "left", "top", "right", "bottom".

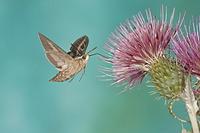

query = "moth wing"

[
  {"left": 38, "top": 32, "right": 67, "bottom": 54},
  {"left": 69, "top": 35, "right": 89, "bottom": 57},
  {"left": 50, "top": 58, "right": 87, "bottom": 82},
  {"left": 38, "top": 33, "right": 73, "bottom": 70},
  {"left": 49, "top": 64, "right": 77, "bottom": 82},
  {"left": 46, "top": 51, "right": 73, "bottom": 71}
]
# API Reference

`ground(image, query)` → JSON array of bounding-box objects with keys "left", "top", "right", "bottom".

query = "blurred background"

[{"left": 0, "top": 0, "right": 200, "bottom": 133}]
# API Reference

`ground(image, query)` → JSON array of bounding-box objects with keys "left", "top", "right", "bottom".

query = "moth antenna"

[
  {"left": 89, "top": 53, "right": 108, "bottom": 58},
  {"left": 68, "top": 76, "right": 75, "bottom": 83},
  {"left": 87, "top": 46, "right": 108, "bottom": 59},
  {"left": 88, "top": 46, "right": 97, "bottom": 54}
]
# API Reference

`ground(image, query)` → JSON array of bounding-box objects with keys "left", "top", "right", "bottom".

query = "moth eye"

[{"left": 82, "top": 55, "right": 86, "bottom": 59}]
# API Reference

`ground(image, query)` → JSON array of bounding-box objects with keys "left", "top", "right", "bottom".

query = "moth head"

[{"left": 82, "top": 54, "right": 89, "bottom": 61}]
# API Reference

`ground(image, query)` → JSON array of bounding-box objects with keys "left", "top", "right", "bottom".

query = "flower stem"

[{"left": 181, "top": 76, "right": 199, "bottom": 133}]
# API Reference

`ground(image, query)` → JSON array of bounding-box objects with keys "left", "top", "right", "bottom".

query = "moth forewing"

[
  {"left": 46, "top": 51, "right": 73, "bottom": 71},
  {"left": 38, "top": 33, "right": 67, "bottom": 54},
  {"left": 38, "top": 33, "right": 71, "bottom": 71}
]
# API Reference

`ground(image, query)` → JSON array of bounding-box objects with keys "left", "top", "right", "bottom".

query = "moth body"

[{"left": 38, "top": 32, "right": 90, "bottom": 82}]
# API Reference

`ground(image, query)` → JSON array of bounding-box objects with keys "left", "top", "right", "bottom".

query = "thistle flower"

[
  {"left": 103, "top": 7, "right": 184, "bottom": 98},
  {"left": 103, "top": 8, "right": 200, "bottom": 131},
  {"left": 173, "top": 19, "right": 200, "bottom": 77}
]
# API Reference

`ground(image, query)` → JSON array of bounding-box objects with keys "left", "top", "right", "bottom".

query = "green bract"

[{"left": 149, "top": 57, "right": 185, "bottom": 99}]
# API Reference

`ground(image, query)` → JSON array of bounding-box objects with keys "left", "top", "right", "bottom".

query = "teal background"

[{"left": 0, "top": 0, "right": 200, "bottom": 133}]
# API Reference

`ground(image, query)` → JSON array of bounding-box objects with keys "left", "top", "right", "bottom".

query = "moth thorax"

[{"left": 149, "top": 57, "right": 185, "bottom": 99}]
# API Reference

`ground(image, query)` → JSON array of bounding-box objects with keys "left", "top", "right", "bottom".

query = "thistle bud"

[{"left": 149, "top": 57, "right": 185, "bottom": 99}]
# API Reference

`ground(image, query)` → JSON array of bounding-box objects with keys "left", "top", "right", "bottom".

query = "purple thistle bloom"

[
  {"left": 173, "top": 19, "right": 200, "bottom": 76},
  {"left": 103, "top": 7, "right": 183, "bottom": 89}
]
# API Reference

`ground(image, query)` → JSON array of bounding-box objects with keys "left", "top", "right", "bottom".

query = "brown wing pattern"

[
  {"left": 68, "top": 35, "right": 89, "bottom": 58},
  {"left": 49, "top": 58, "right": 87, "bottom": 82},
  {"left": 49, "top": 66, "right": 75, "bottom": 82},
  {"left": 38, "top": 33, "right": 73, "bottom": 71},
  {"left": 38, "top": 33, "right": 67, "bottom": 54}
]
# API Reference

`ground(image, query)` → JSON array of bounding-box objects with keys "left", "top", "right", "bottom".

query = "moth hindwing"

[
  {"left": 67, "top": 35, "right": 89, "bottom": 58},
  {"left": 38, "top": 33, "right": 89, "bottom": 82}
]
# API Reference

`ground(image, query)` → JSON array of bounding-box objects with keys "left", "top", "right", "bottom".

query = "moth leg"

[
  {"left": 79, "top": 66, "right": 86, "bottom": 81},
  {"left": 68, "top": 75, "right": 75, "bottom": 83}
]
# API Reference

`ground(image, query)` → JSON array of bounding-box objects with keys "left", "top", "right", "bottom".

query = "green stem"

[{"left": 181, "top": 76, "right": 199, "bottom": 133}]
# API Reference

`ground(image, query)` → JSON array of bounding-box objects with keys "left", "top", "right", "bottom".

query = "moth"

[{"left": 38, "top": 33, "right": 93, "bottom": 82}]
